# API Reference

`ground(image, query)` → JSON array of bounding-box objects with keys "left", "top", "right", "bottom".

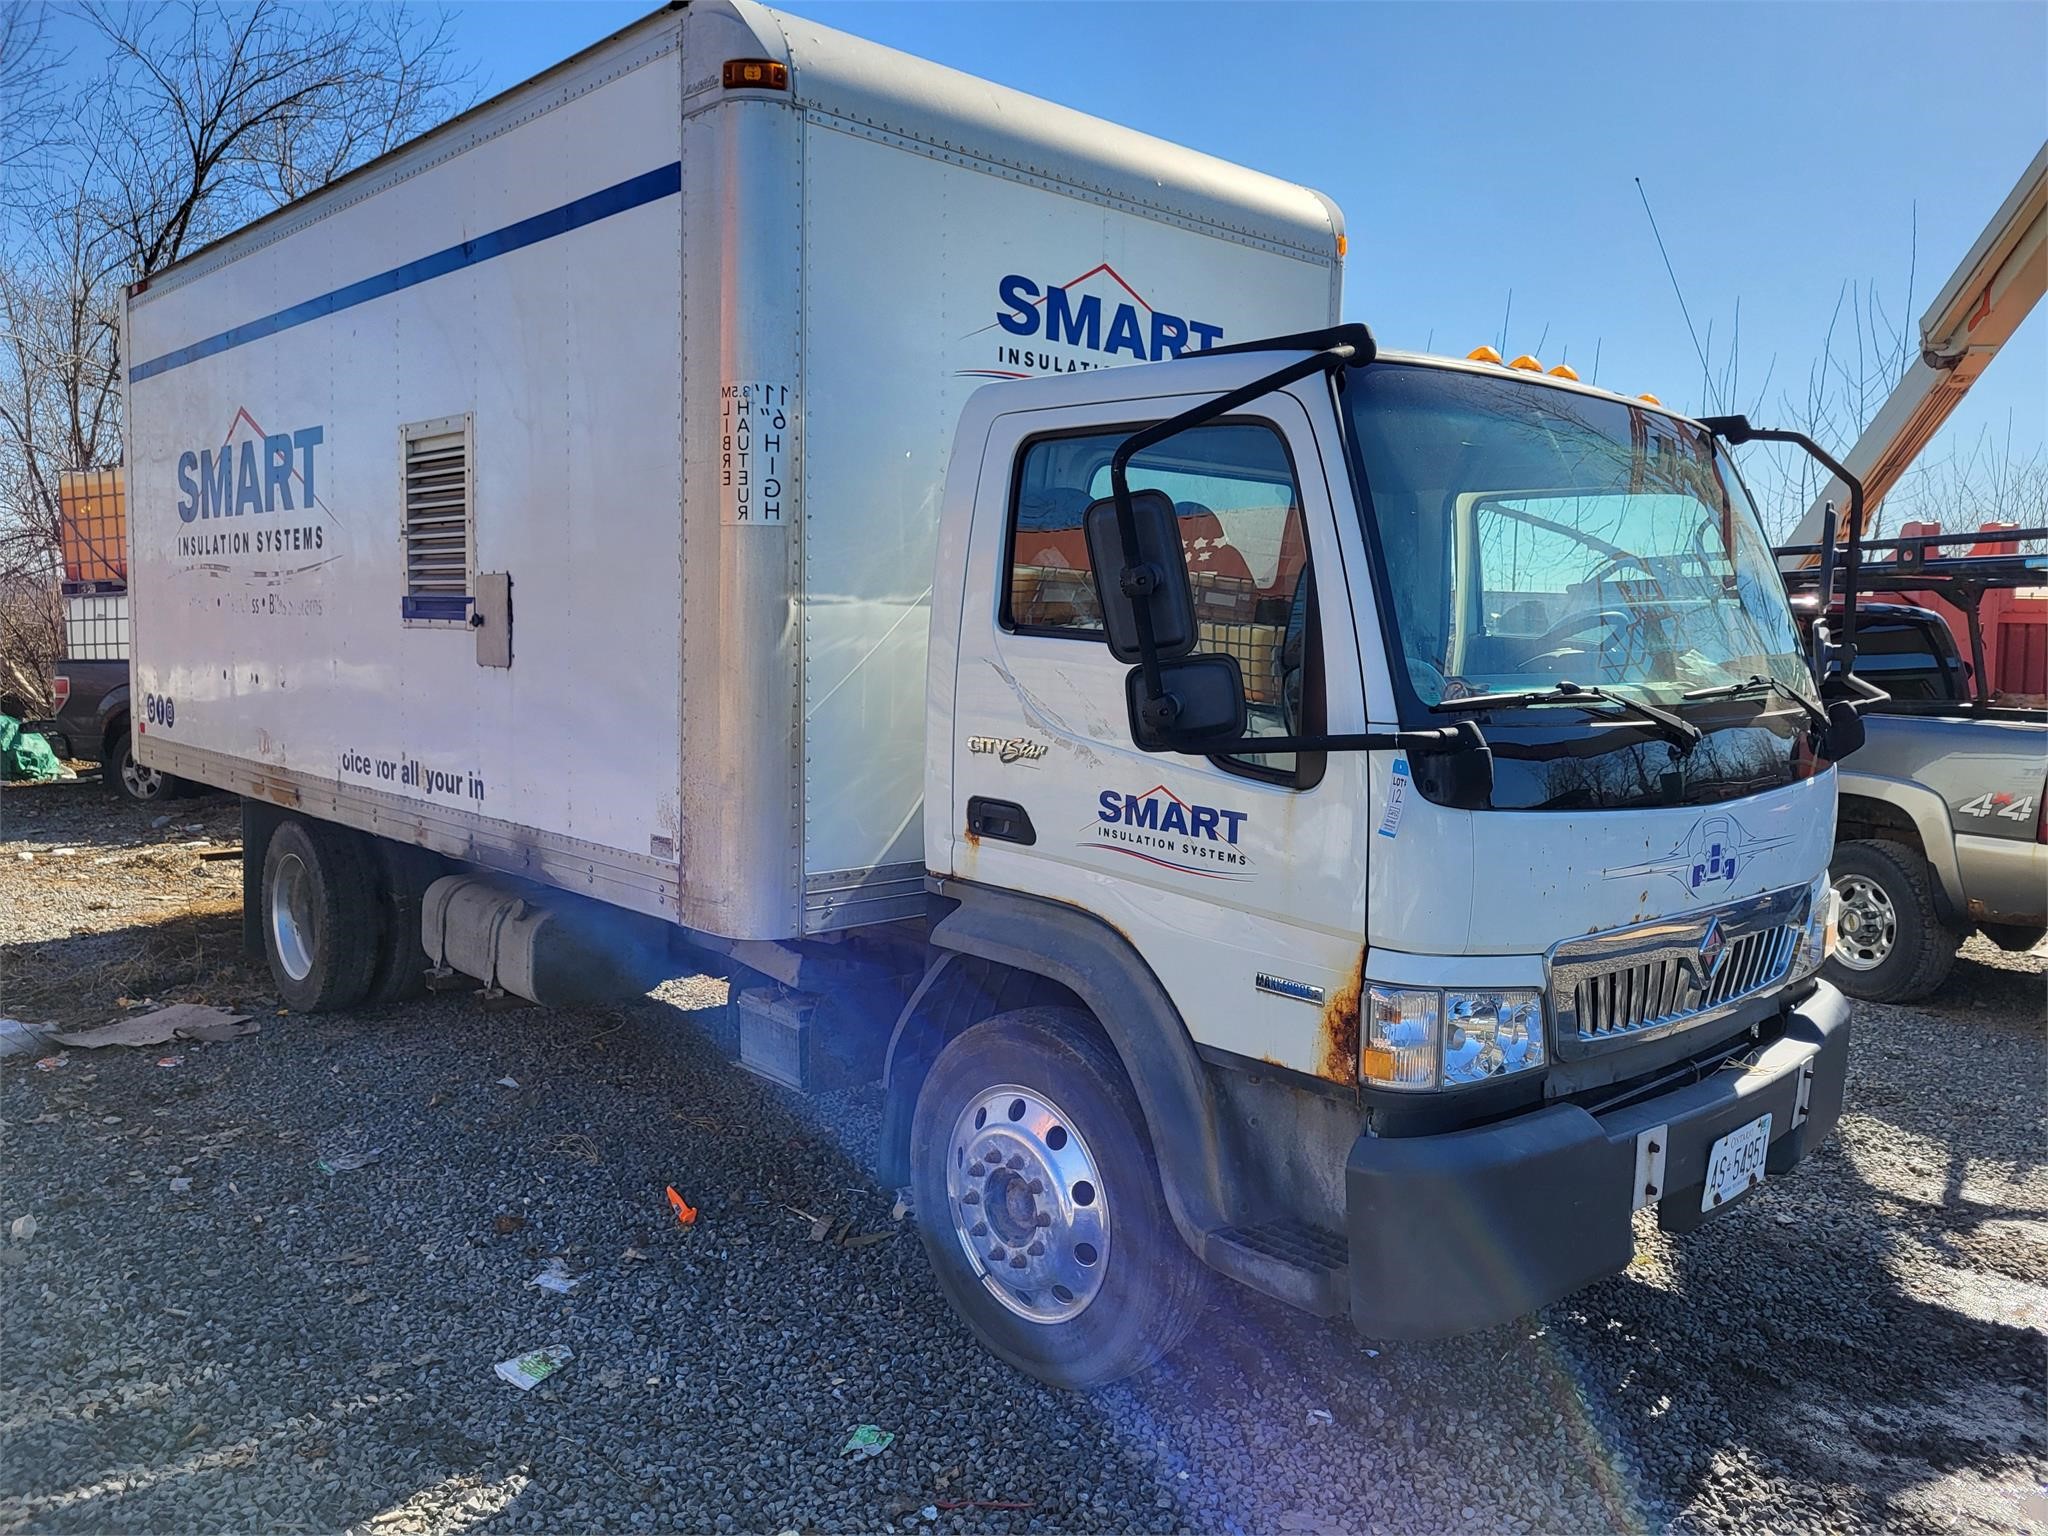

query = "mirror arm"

[
  {"left": 1700, "top": 414, "right": 1868, "bottom": 665},
  {"left": 1109, "top": 341, "right": 1364, "bottom": 712}
]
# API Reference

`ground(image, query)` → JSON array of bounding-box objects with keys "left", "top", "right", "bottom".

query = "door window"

[{"left": 1004, "top": 421, "right": 1318, "bottom": 780}]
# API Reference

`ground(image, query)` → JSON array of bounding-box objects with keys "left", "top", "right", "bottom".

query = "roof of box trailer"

[
  {"left": 759, "top": 1, "right": 1342, "bottom": 260},
  {"left": 132, "top": 0, "right": 1341, "bottom": 299}
]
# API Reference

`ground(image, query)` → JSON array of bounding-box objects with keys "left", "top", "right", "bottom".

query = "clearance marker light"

[
  {"left": 1508, "top": 354, "right": 1543, "bottom": 373},
  {"left": 1637, "top": 393, "right": 1662, "bottom": 405},
  {"left": 1336, "top": 233, "right": 1348, "bottom": 258},
  {"left": 1466, "top": 345, "right": 1503, "bottom": 364},
  {"left": 1548, "top": 363, "right": 1580, "bottom": 381},
  {"left": 722, "top": 58, "right": 789, "bottom": 89}
]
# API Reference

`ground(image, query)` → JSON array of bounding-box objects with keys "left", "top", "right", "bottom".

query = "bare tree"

[
  {"left": 0, "top": 1, "right": 64, "bottom": 184},
  {"left": 1892, "top": 418, "right": 2048, "bottom": 535},
  {"left": 76, "top": 0, "right": 468, "bottom": 277},
  {"left": 0, "top": 0, "right": 469, "bottom": 681}
]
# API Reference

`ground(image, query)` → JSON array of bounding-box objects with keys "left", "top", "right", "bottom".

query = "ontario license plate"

[{"left": 1702, "top": 1113, "right": 1772, "bottom": 1213}]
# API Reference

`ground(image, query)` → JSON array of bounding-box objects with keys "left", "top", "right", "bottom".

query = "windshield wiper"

[
  {"left": 1429, "top": 680, "right": 1703, "bottom": 752},
  {"left": 1682, "top": 674, "right": 1827, "bottom": 729}
]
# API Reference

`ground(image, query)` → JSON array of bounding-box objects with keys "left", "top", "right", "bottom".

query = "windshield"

[{"left": 1343, "top": 363, "right": 1814, "bottom": 714}]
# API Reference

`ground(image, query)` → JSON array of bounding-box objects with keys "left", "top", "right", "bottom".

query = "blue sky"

[{"left": 459, "top": 4, "right": 2044, "bottom": 521}]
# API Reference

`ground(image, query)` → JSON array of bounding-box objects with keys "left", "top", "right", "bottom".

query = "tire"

[
  {"left": 364, "top": 841, "right": 439, "bottom": 1005},
  {"left": 1824, "top": 838, "right": 1962, "bottom": 1004},
  {"left": 262, "top": 819, "right": 382, "bottom": 1012},
  {"left": 909, "top": 1007, "right": 1206, "bottom": 1389},
  {"left": 106, "top": 731, "right": 180, "bottom": 804}
]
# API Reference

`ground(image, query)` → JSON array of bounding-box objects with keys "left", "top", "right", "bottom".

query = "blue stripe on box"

[{"left": 128, "top": 163, "right": 684, "bottom": 383}]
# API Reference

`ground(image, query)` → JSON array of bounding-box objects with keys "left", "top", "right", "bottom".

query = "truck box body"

[{"left": 125, "top": 0, "right": 1341, "bottom": 939}]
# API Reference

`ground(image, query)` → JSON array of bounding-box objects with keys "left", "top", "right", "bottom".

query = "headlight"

[
  {"left": 1364, "top": 985, "right": 1545, "bottom": 1090},
  {"left": 1791, "top": 872, "right": 1839, "bottom": 981},
  {"left": 1363, "top": 988, "right": 1438, "bottom": 1089}
]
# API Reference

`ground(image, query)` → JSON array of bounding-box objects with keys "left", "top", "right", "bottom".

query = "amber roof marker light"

[{"left": 723, "top": 59, "right": 789, "bottom": 89}]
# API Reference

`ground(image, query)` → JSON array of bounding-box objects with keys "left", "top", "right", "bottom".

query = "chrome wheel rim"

[
  {"left": 1833, "top": 873, "right": 1896, "bottom": 972},
  {"left": 946, "top": 1084, "right": 1107, "bottom": 1323},
  {"left": 270, "top": 851, "right": 316, "bottom": 982},
  {"left": 123, "top": 756, "right": 163, "bottom": 799}
]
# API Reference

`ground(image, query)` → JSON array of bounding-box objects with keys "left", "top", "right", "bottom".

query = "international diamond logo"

[{"left": 1697, "top": 916, "right": 1728, "bottom": 982}]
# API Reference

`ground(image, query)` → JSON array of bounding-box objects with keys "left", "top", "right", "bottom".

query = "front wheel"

[
  {"left": 909, "top": 1007, "right": 1205, "bottom": 1389},
  {"left": 107, "top": 732, "right": 179, "bottom": 803},
  {"left": 1824, "top": 838, "right": 1961, "bottom": 1003}
]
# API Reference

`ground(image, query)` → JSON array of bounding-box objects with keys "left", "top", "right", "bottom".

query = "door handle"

[{"left": 966, "top": 796, "right": 1036, "bottom": 846}]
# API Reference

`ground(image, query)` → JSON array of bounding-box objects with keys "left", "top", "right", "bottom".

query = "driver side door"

[{"left": 947, "top": 386, "right": 1375, "bottom": 1085}]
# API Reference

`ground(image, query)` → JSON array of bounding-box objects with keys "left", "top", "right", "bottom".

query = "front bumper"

[{"left": 1344, "top": 981, "right": 1850, "bottom": 1340}]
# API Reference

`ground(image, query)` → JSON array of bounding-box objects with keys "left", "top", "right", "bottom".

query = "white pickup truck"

[{"left": 126, "top": 0, "right": 1864, "bottom": 1386}]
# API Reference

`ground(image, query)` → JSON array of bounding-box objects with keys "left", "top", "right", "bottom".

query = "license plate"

[{"left": 1701, "top": 1112, "right": 1772, "bottom": 1213}]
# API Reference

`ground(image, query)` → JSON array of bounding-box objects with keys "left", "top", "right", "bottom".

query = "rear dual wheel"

[
  {"left": 262, "top": 819, "right": 435, "bottom": 1012},
  {"left": 910, "top": 1008, "right": 1205, "bottom": 1389}
]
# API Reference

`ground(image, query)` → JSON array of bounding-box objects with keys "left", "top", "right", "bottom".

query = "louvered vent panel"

[{"left": 401, "top": 420, "right": 471, "bottom": 622}]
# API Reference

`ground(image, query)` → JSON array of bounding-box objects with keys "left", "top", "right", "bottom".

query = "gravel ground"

[{"left": 2, "top": 772, "right": 2044, "bottom": 1535}]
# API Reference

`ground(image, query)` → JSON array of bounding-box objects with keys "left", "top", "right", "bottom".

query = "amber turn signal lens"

[{"left": 723, "top": 59, "right": 789, "bottom": 89}]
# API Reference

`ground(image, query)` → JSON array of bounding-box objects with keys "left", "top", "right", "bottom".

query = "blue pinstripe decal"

[{"left": 128, "top": 162, "right": 683, "bottom": 384}]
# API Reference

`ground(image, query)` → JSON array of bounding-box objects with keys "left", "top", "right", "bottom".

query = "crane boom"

[{"left": 1787, "top": 141, "right": 2047, "bottom": 550}]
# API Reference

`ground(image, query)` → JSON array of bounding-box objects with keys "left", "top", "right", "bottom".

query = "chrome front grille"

[
  {"left": 1548, "top": 885, "right": 1809, "bottom": 1054},
  {"left": 1569, "top": 924, "right": 1797, "bottom": 1041}
]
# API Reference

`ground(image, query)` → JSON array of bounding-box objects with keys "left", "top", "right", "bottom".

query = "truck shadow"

[
  {"left": 2, "top": 908, "right": 255, "bottom": 1026},
  {"left": 3, "top": 890, "right": 2039, "bottom": 1535}
]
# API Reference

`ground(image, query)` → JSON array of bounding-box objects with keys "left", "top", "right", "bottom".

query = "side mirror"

[
  {"left": 1084, "top": 490, "right": 1197, "bottom": 663},
  {"left": 1816, "top": 698, "right": 1866, "bottom": 762},
  {"left": 1410, "top": 725, "right": 1495, "bottom": 809},
  {"left": 1124, "top": 655, "right": 1247, "bottom": 752}
]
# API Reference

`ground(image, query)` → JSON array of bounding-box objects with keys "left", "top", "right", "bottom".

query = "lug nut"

[
  {"left": 1026, "top": 1240, "right": 1045, "bottom": 1257},
  {"left": 970, "top": 1222, "right": 988, "bottom": 1237},
  {"left": 1007, "top": 1154, "right": 1025, "bottom": 1171},
  {"left": 1027, "top": 1179, "right": 1044, "bottom": 1195},
  {"left": 1032, "top": 1211, "right": 1051, "bottom": 1228},
  {"left": 960, "top": 1190, "right": 979, "bottom": 1205},
  {"left": 988, "top": 1244, "right": 1006, "bottom": 1261}
]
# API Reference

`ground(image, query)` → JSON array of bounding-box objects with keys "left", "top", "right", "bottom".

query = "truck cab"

[{"left": 899, "top": 333, "right": 1849, "bottom": 1380}]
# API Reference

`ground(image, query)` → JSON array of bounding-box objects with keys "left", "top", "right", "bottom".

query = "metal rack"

[{"left": 1777, "top": 526, "right": 2048, "bottom": 710}]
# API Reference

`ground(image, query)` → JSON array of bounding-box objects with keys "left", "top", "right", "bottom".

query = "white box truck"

[{"left": 127, "top": 0, "right": 1870, "bottom": 1386}]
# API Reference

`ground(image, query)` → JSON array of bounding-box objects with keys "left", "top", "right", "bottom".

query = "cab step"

[{"left": 1203, "top": 1219, "right": 1349, "bottom": 1316}]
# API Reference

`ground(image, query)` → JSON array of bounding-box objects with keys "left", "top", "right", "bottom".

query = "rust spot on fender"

[{"left": 1318, "top": 950, "right": 1365, "bottom": 1085}]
